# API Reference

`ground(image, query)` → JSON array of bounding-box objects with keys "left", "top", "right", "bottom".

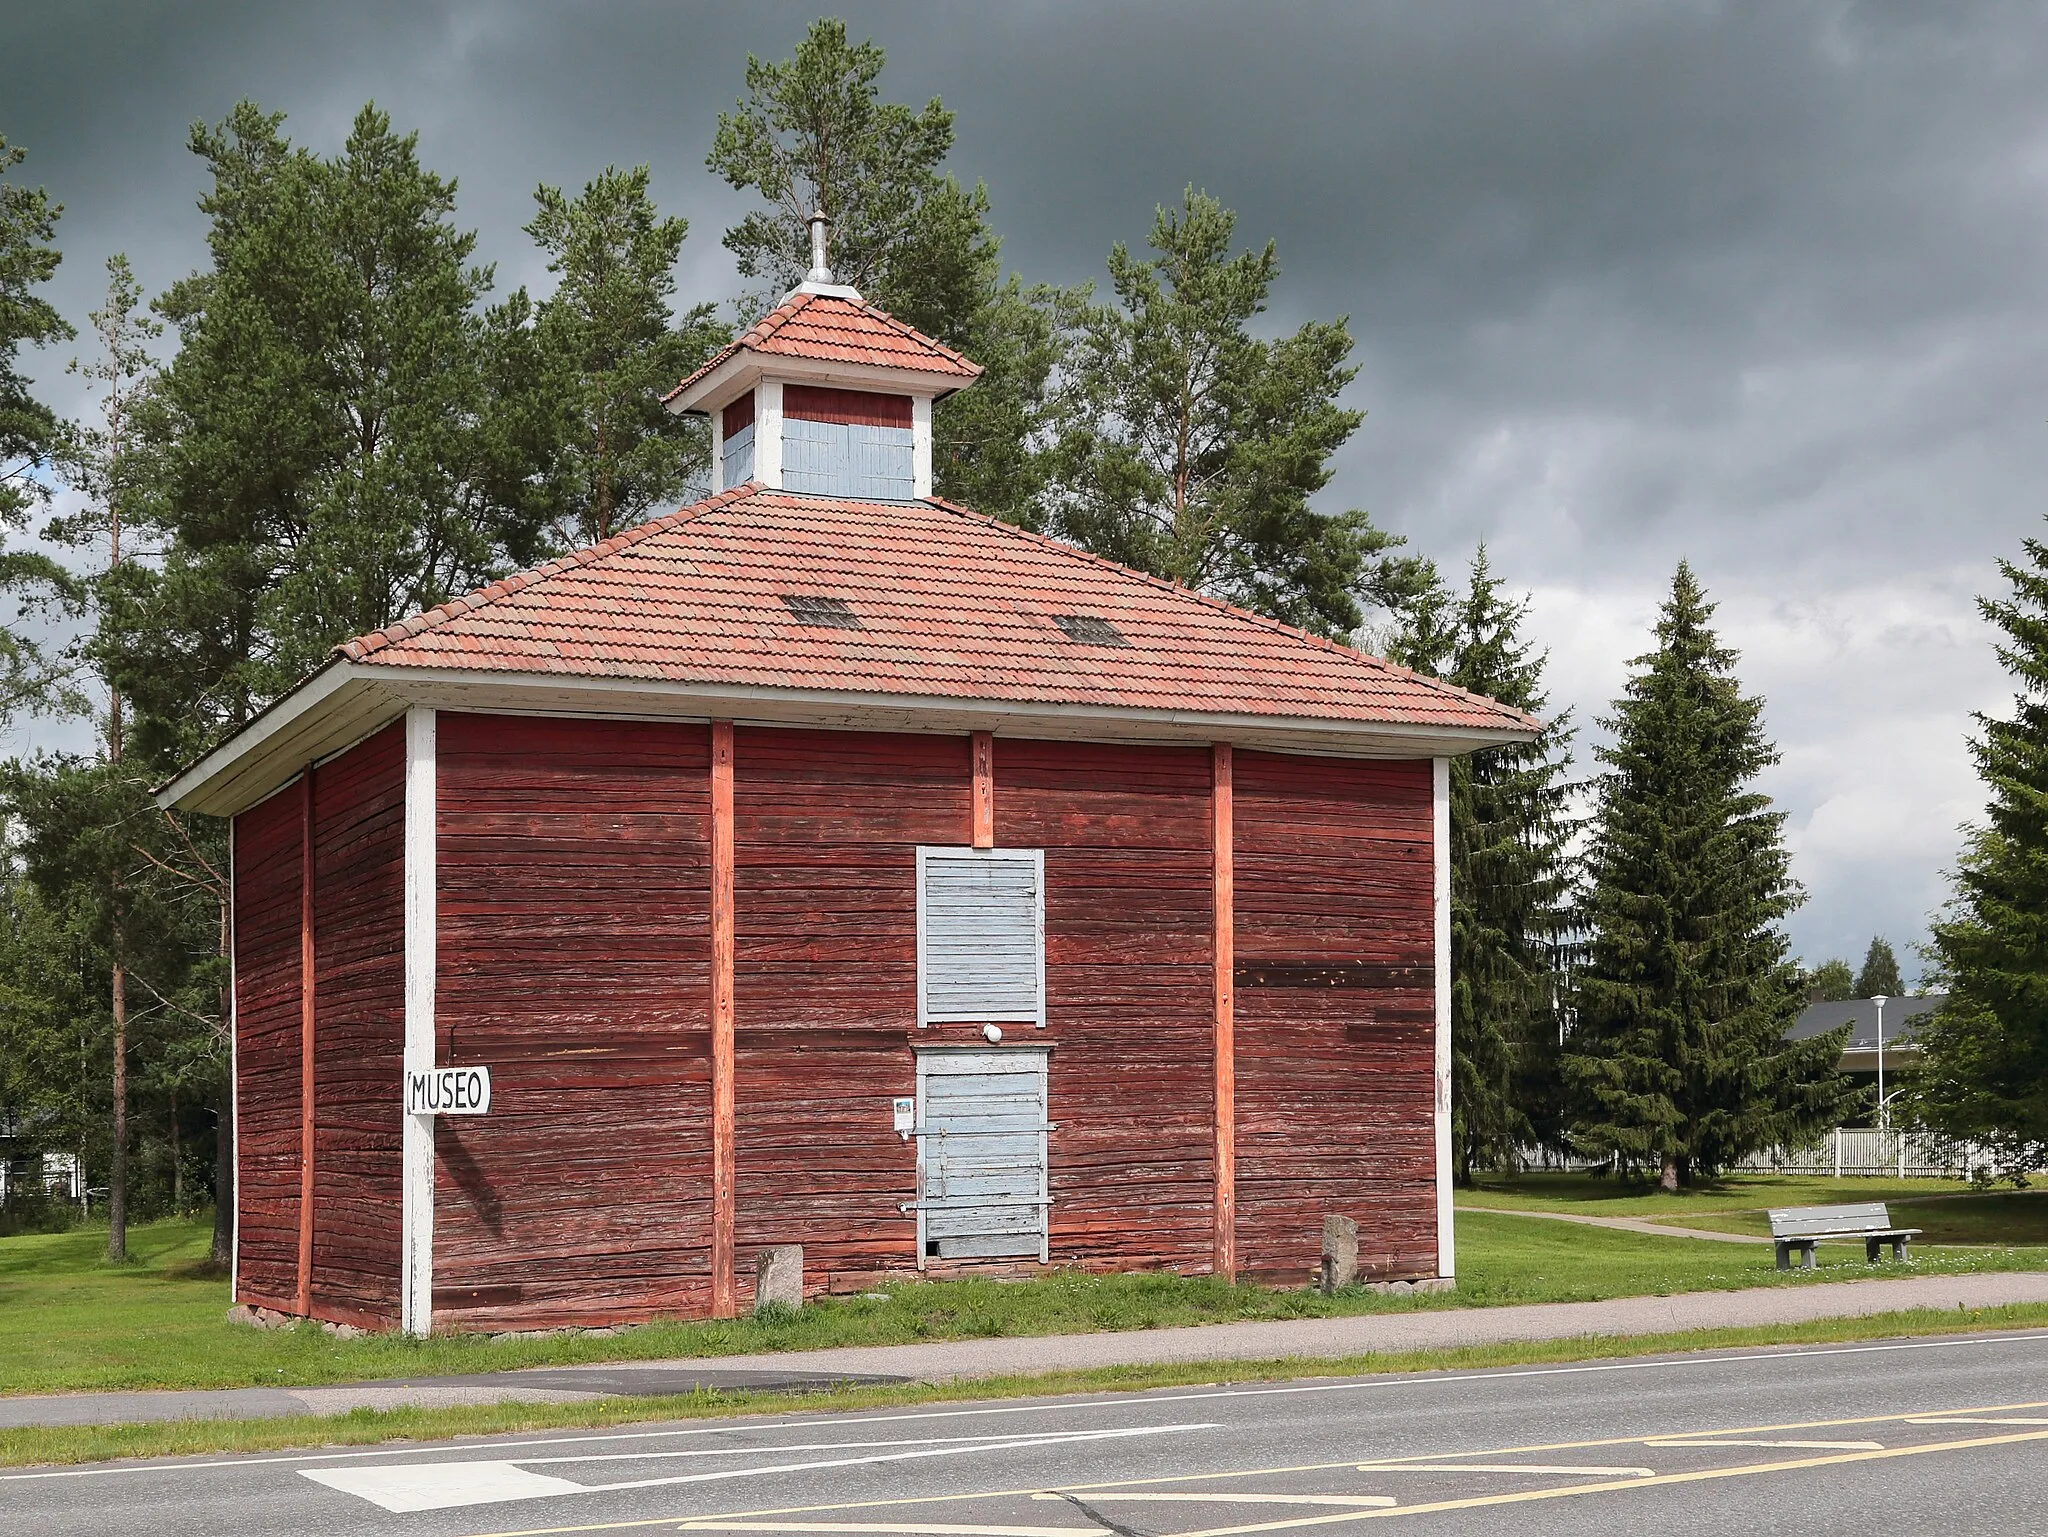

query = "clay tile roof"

[
  {"left": 335, "top": 487, "right": 1536, "bottom": 738},
  {"left": 663, "top": 290, "right": 980, "bottom": 405}
]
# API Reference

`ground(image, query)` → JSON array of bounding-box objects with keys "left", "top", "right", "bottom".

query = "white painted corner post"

[
  {"left": 754, "top": 378, "right": 785, "bottom": 489},
  {"left": 911, "top": 395, "right": 934, "bottom": 499},
  {"left": 1432, "top": 755, "right": 1455, "bottom": 1279},
  {"left": 226, "top": 817, "right": 241, "bottom": 1302},
  {"left": 400, "top": 706, "right": 438, "bottom": 1336}
]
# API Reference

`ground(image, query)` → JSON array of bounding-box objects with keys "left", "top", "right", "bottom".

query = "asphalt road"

[{"left": 5, "top": 1329, "right": 2046, "bottom": 1536}]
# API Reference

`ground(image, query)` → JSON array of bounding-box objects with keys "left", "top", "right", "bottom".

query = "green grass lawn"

[
  {"left": 1459, "top": 1172, "right": 2048, "bottom": 1246},
  {"left": 1456, "top": 1171, "right": 1987, "bottom": 1215},
  {"left": 4, "top": 1188, "right": 2044, "bottom": 1397}
]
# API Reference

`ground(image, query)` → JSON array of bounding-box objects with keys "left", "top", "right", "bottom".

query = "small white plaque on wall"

[{"left": 405, "top": 1065, "right": 492, "bottom": 1117}]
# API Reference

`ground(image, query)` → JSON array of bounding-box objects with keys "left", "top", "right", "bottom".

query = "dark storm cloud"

[{"left": 11, "top": 0, "right": 2048, "bottom": 969}]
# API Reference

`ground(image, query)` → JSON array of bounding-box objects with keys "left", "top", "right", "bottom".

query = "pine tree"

[
  {"left": 0, "top": 134, "right": 77, "bottom": 720},
  {"left": 1854, "top": 937, "right": 1905, "bottom": 998},
  {"left": 1564, "top": 563, "right": 1850, "bottom": 1188},
  {"left": 1917, "top": 528, "right": 2048, "bottom": 1176},
  {"left": 706, "top": 18, "right": 1074, "bottom": 527},
  {"left": 526, "top": 166, "right": 724, "bottom": 549},
  {"left": 111, "top": 101, "right": 544, "bottom": 766},
  {"left": 97, "top": 104, "right": 541, "bottom": 1258},
  {"left": 1391, "top": 549, "right": 1576, "bottom": 1179},
  {"left": 1049, "top": 189, "right": 1425, "bottom": 640},
  {"left": 49, "top": 254, "right": 161, "bottom": 1261}
]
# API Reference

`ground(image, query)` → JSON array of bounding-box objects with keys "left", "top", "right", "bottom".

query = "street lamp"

[{"left": 1872, "top": 994, "right": 1889, "bottom": 1134}]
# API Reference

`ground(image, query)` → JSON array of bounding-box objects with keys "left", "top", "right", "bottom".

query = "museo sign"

[{"left": 405, "top": 1065, "right": 492, "bottom": 1117}]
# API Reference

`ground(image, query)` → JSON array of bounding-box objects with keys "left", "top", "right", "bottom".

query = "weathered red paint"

[
  {"left": 710, "top": 720, "right": 737, "bottom": 1319},
  {"left": 782, "top": 384, "right": 913, "bottom": 428},
  {"left": 971, "top": 731, "right": 995, "bottom": 849},
  {"left": 1232, "top": 750, "right": 1437, "bottom": 1283},
  {"left": 235, "top": 715, "right": 1441, "bottom": 1332},
  {"left": 297, "top": 771, "right": 315, "bottom": 1315},
  {"left": 1211, "top": 742, "right": 1236, "bottom": 1279}
]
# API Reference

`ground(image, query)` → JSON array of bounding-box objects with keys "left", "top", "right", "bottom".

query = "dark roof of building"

[
  {"left": 1786, "top": 994, "right": 1947, "bottom": 1053},
  {"left": 338, "top": 485, "right": 1537, "bottom": 736}
]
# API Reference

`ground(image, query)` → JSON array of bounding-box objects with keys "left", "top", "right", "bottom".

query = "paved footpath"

[
  {"left": 5, "top": 1270, "right": 2045, "bottom": 1431},
  {"left": 1462, "top": 1206, "right": 1773, "bottom": 1242}
]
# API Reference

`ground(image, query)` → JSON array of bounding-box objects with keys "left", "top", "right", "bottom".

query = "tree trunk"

[
  {"left": 1659, "top": 1155, "right": 1680, "bottom": 1193},
  {"left": 170, "top": 1087, "right": 182, "bottom": 1216},
  {"left": 108, "top": 953, "right": 128, "bottom": 1263}
]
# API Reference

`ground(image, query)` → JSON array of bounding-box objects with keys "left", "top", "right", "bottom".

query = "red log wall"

[
  {"left": 232, "top": 724, "right": 408, "bottom": 1324},
  {"left": 998, "top": 741, "right": 1219, "bottom": 1272},
  {"left": 231, "top": 784, "right": 305, "bottom": 1312},
  {"left": 1232, "top": 751, "right": 1438, "bottom": 1283},
  {"left": 237, "top": 714, "right": 1441, "bottom": 1331},
  {"left": 307, "top": 725, "right": 406, "bottom": 1326},
  {"left": 432, "top": 713, "right": 714, "bottom": 1329},
  {"left": 731, "top": 727, "right": 967, "bottom": 1291}
]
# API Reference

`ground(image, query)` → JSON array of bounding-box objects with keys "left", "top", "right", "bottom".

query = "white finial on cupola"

[{"left": 806, "top": 209, "right": 833, "bottom": 285}]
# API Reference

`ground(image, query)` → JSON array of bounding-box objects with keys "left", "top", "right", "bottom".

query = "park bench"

[{"left": 1768, "top": 1202, "right": 1920, "bottom": 1270}]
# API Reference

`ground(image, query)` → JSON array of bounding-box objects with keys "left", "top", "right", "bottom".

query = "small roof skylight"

[
  {"left": 780, "top": 594, "right": 863, "bottom": 629},
  {"left": 1053, "top": 614, "right": 1131, "bottom": 647}
]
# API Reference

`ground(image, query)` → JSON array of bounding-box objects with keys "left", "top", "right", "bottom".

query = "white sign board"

[{"left": 406, "top": 1065, "right": 491, "bottom": 1117}]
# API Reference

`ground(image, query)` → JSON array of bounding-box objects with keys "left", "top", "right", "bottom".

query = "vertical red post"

[
  {"left": 297, "top": 769, "right": 316, "bottom": 1316},
  {"left": 1211, "top": 742, "right": 1236, "bottom": 1279},
  {"left": 709, "top": 720, "right": 737, "bottom": 1318},
  {"left": 971, "top": 731, "right": 995, "bottom": 849}
]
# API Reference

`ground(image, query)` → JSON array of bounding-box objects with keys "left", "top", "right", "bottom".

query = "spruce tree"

[
  {"left": 1918, "top": 528, "right": 2048, "bottom": 1176},
  {"left": 1564, "top": 563, "right": 1849, "bottom": 1188},
  {"left": 1854, "top": 936, "right": 1905, "bottom": 998},
  {"left": 1391, "top": 548, "right": 1576, "bottom": 1179}
]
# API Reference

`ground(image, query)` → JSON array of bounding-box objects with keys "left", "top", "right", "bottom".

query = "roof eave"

[
  {"left": 162, "top": 661, "right": 1536, "bottom": 819},
  {"left": 662, "top": 350, "right": 978, "bottom": 416}
]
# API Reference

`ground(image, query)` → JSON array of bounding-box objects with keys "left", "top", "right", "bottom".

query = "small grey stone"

[{"left": 755, "top": 1244, "right": 805, "bottom": 1312}]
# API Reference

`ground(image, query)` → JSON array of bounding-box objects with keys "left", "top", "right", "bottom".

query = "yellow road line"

[
  {"left": 1034, "top": 1494, "right": 1397, "bottom": 1507},
  {"left": 1353, "top": 1463, "right": 1653, "bottom": 1476},
  {"left": 1160, "top": 1427, "right": 2048, "bottom": 1537},
  {"left": 675, "top": 1525, "right": 1093, "bottom": 1536},
  {"left": 1646, "top": 1439, "right": 1882, "bottom": 1449},
  {"left": 460, "top": 1397, "right": 2048, "bottom": 1537}
]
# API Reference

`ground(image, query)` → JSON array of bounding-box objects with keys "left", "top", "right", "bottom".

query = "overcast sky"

[{"left": 11, "top": 0, "right": 2048, "bottom": 979}]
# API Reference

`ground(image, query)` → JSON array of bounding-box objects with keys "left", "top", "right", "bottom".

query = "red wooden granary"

[{"left": 163, "top": 240, "right": 1535, "bottom": 1335}]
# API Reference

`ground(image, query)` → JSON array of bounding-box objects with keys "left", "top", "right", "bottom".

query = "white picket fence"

[
  {"left": 1518, "top": 1130, "right": 2034, "bottom": 1180},
  {"left": 1734, "top": 1129, "right": 2027, "bottom": 1180}
]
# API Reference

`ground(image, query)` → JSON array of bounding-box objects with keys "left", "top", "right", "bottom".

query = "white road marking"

[
  {"left": 1356, "top": 1463, "right": 1655, "bottom": 1476},
  {"left": 300, "top": 1423, "right": 1216, "bottom": 1513},
  {"left": 301, "top": 1462, "right": 587, "bottom": 1512},
  {"left": 507, "top": 1431, "right": 1150, "bottom": 1468},
  {"left": 7, "top": 1330, "right": 2046, "bottom": 1484},
  {"left": 1036, "top": 1493, "right": 1397, "bottom": 1507},
  {"left": 1908, "top": 1416, "right": 2048, "bottom": 1425},
  {"left": 1647, "top": 1439, "right": 1883, "bottom": 1450}
]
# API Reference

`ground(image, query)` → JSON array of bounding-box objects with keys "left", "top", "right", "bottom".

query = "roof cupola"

[{"left": 663, "top": 212, "right": 981, "bottom": 502}]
